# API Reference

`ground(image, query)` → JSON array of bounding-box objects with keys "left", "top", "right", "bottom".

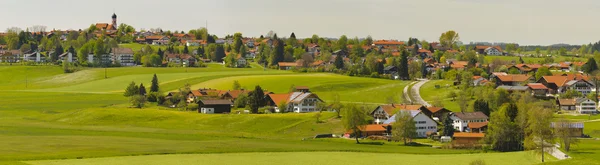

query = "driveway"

[
  {"left": 403, "top": 81, "right": 417, "bottom": 103},
  {"left": 411, "top": 79, "right": 431, "bottom": 107}
]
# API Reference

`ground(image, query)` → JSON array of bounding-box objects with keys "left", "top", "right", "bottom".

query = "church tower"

[{"left": 112, "top": 13, "right": 117, "bottom": 28}]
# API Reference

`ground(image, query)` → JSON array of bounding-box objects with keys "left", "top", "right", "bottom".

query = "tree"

[
  {"left": 473, "top": 99, "right": 490, "bottom": 116},
  {"left": 399, "top": 50, "right": 409, "bottom": 80},
  {"left": 334, "top": 54, "right": 344, "bottom": 69},
  {"left": 332, "top": 93, "right": 343, "bottom": 118},
  {"left": 439, "top": 30, "right": 460, "bottom": 48},
  {"left": 505, "top": 44, "right": 516, "bottom": 55},
  {"left": 248, "top": 85, "right": 266, "bottom": 113},
  {"left": 269, "top": 38, "right": 285, "bottom": 66},
  {"left": 52, "top": 44, "right": 64, "bottom": 62},
  {"left": 560, "top": 89, "right": 582, "bottom": 99},
  {"left": 183, "top": 44, "right": 189, "bottom": 54},
  {"left": 233, "top": 80, "right": 241, "bottom": 90},
  {"left": 535, "top": 48, "right": 541, "bottom": 55},
  {"left": 129, "top": 95, "right": 147, "bottom": 108},
  {"left": 124, "top": 81, "right": 140, "bottom": 97},
  {"left": 277, "top": 101, "right": 288, "bottom": 113},
  {"left": 139, "top": 83, "right": 147, "bottom": 96},
  {"left": 447, "top": 91, "right": 457, "bottom": 101},
  {"left": 524, "top": 107, "right": 554, "bottom": 163},
  {"left": 554, "top": 119, "right": 579, "bottom": 152},
  {"left": 535, "top": 66, "right": 552, "bottom": 81},
  {"left": 234, "top": 93, "right": 249, "bottom": 108},
  {"left": 391, "top": 111, "right": 417, "bottom": 145},
  {"left": 582, "top": 58, "right": 598, "bottom": 74},
  {"left": 342, "top": 104, "right": 370, "bottom": 144},
  {"left": 213, "top": 45, "right": 226, "bottom": 62},
  {"left": 337, "top": 35, "right": 348, "bottom": 51},
  {"left": 457, "top": 91, "right": 469, "bottom": 112},
  {"left": 150, "top": 74, "right": 159, "bottom": 92},
  {"left": 233, "top": 32, "right": 243, "bottom": 53},
  {"left": 441, "top": 113, "right": 454, "bottom": 137},
  {"left": 486, "top": 103, "right": 522, "bottom": 151}
]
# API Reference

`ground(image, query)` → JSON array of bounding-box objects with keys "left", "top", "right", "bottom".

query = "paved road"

[
  {"left": 411, "top": 79, "right": 431, "bottom": 107},
  {"left": 547, "top": 144, "right": 570, "bottom": 160},
  {"left": 403, "top": 81, "right": 417, "bottom": 103}
]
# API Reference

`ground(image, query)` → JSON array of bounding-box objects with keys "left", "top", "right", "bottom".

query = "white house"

[
  {"left": 267, "top": 92, "right": 324, "bottom": 113},
  {"left": 152, "top": 39, "right": 169, "bottom": 45},
  {"left": 23, "top": 51, "right": 45, "bottom": 62},
  {"left": 111, "top": 48, "right": 135, "bottom": 66},
  {"left": 0, "top": 50, "right": 22, "bottom": 63},
  {"left": 370, "top": 104, "right": 424, "bottom": 124},
  {"left": 383, "top": 110, "right": 438, "bottom": 138},
  {"left": 562, "top": 80, "right": 595, "bottom": 95},
  {"left": 576, "top": 98, "right": 597, "bottom": 114},
  {"left": 236, "top": 56, "right": 247, "bottom": 67},
  {"left": 59, "top": 52, "right": 75, "bottom": 63},
  {"left": 450, "top": 112, "right": 489, "bottom": 132},
  {"left": 484, "top": 47, "right": 503, "bottom": 55}
]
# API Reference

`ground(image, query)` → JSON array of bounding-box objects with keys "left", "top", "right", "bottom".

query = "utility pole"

[{"left": 105, "top": 67, "right": 107, "bottom": 79}]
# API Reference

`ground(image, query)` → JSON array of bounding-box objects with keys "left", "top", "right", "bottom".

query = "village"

[{"left": 1, "top": 11, "right": 600, "bottom": 165}]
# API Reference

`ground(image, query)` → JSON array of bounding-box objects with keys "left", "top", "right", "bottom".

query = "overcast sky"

[{"left": 1, "top": 0, "right": 599, "bottom": 45}]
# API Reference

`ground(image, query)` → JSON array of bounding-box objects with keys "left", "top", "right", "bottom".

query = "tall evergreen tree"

[
  {"left": 150, "top": 74, "right": 159, "bottom": 92},
  {"left": 269, "top": 38, "right": 285, "bottom": 66},
  {"left": 124, "top": 81, "right": 140, "bottom": 97},
  {"left": 399, "top": 50, "right": 409, "bottom": 80},
  {"left": 334, "top": 54, "right": 344, "bottom": 69},
  {"left": 139, "top": 83, "right": 147, "bottom": 96},
  {"left": 214, "top": 45, "right": 226, "bottom": 62},
  {"left": 53, "top": 44, "right": 64, "bottom": 62},
  {"left": 248, "top": 85, "right": 266, "bottom": 113},
  {"left": 429, "top": 43, "right": 435, "bottom": 53},
  {"left": 441, "top": 113, "right": 454, "bottom": 137},
  {"left": 290, "top": 32, "right": 296, "bottom": 39},
  {"left": 473, "top": 99, "right": 490, "bottom": 116},
  {"left": 183, "top": 45, "right": 189, "bottom": 54},
  {"left": 582, "top": 58, "right": 598, "bottom": 74}
]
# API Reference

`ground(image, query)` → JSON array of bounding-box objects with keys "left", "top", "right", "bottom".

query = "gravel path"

[{"left": 411, "top": 79, "right": 431, "bottom": 107}]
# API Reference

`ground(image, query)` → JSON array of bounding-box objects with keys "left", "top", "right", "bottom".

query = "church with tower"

[{"left": 95, "top": 13, "right": 118, "bottom": 31}]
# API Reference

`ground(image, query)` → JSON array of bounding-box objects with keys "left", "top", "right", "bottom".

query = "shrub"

[
  {"left": 469, "top": 159, "right": 486, "bottom": 165},
  {"left": 129, "top": 95, "right": 147, "bottom": 108},
  {"left": 147, "top": 92, "right": 159, "bottom": 102}
]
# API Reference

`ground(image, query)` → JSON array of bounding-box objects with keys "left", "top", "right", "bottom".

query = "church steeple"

[{"left": 111, "top": 13, "right": 117, "bottom": 28}]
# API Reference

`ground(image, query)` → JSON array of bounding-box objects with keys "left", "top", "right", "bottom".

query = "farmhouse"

[
  {"left": 527, "top": 83, "right": 549, "bottom": 96},
  {"left": 450, "top": 112, "right": 489, "bottom": 132},
  {"left": 575, "top": 98, "right": 597, "bottom": 114},
  {"left": 267, "top": 92, "right": 324, "bottom": 113},
  {"left": 0, "top": 50, "right": 21, "bottom": 63},
  {"left": 494, "top": 74, "right": 533, "bottom": 86},
  {"left": 371, "top": 104, "right": 424, "bottom": 123},
  {"left": 197, "top": 99, "right": 233, "bottom": 114},
  {"left": 382, "top": 110, "right": 437, "bottom": 138},
  {"left": 344, "top": 124, "right": 390, "bottom": 138},
  {"left": 558, "top": 98, "right": 576, "bottom": 111},
  {"left": 468, "top": 122, "right": 488, "bottom": 133},
  {"left": 166, "top": 54, "right": 197, "bottom": 66},
  {"left": 538, "top": 74, "right": 593, "bottom": 95},
  {"left": 453, "top": 132, "right": 485, "bottom": 146}
]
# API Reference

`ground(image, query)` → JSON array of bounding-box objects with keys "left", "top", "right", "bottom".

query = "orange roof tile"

[
  {"left": 527, "top": 83, "right": 548, "bottom": 90},
  {"left": 268, "top": 93, "right": 291, "bottom": 105},
  {"left": 496, "top": 74, "right": 531, "bottom": 82},
  {"left": 373, "top": 40, "right": 404, "bottom": 46},
  {"left": 468, "top": 122, "right": 488, "bottom": 129}
]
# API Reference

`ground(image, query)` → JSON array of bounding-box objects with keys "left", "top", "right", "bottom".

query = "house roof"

[
  {"left": 373, "top": 40, "right": 404, "bottom": 45},
  {"left": 550, "top": 122, "right": 584, "bottom": 129},
  {"left": 278, "top": 62, "right": 298, "bottom": 67},
  {"left": 268, "top": 93, "right": 292, "bottom": 105},
  {"left": 453, "top": 132, "right": 485, "bottom": 138},
  {"left": 558, "top": 99, "right": 576, "bottom": 106},
  {"left": 146, "top": 35, "right": 167, "bottom": 40},
  {"left": 199, "top": 99, "right": 233, "bottom": 105},
  {"left": 453, "top": 112, "right": 488, "bottom": 120},
  {"left": 496, "top": 74, "right": 531, "bottom": 82},
  {"left": 375, "top": 104, "right": 423, "bottom": 117},
  {"left": 426, "top": 107, "right": 449, "bottom": 114},
  {"left": 468, "top": 122, "right": 488, "bottom": 129},
  {"left": 526, "top": 83, "right": 548, "bottom": 90},
  {"left": 346, "top": 124, "right": 390, "bottom": 133},
  {"left": 576, "top": 98, "right": 594, "bottom": 104}
]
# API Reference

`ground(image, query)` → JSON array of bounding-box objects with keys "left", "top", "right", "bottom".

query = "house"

[
  {"left": 383, "top": 66, "right": 398, "bottom": 75},
  {"left": 142, "top": 35, "right": 169, "bottom": 44},
  {"left": 420, "top": 106, "right": 451, "bottom": 121},
  {"left": 558, "top": 99, "right": 576, "bottom": 111},
  {"left": 111, "top": 48, "right": 135, "bottom": 66},
  {"left": 468, "top": 122, "right": 488, "bottom": 133},
  {"left": 496, "top": 85, "right": 531, "bottom": 93},
  {"left": 527, "top": 83, "right": 549, "bottom": 96},
  {"left": 95, "top": 13, "right": 118, "bottom": 32},
  {"left": 197, "top": 99, "right": 233, "bottom": 114},
  {"left": 235, "top": 55, "right": 247, "bottom": 67},
  {"left": 172, "top": 33, "right": 192, "bottom": 40},
  {"left": 576, "top": 98, "right": 597, "bottom": 114},
  {"left": 472, "top": 76, "right": 490, "bottom": 86},
  {"left": 538, "top": 74, "right": 592, "bottom": 94},
  {"left": 550, "top": 122, "right": 584, "bottom": 137},
  {"left": 185, "top": 40, "right": 206, "bottom": 47},
  {"left": 58, "top": 52, "right": 75, "bottom": 63},
  {"left": 0, "top": 50, "right": 21, "bottom": 63},
  {"left": 266, "top": 92, "right": 324, "bottom": 113},
  {"left": 371, "top": 104, "right": 424, "bottom": 123},
  {"left": 23, "top": 51, "right": 46, "bottom": 62},
  {"left": 508, "top": 64, "right": 543, "bottom": 74},
  {"left": 494, "top": 74, "right": 533, "bottom": 86},
  {"left": 278, "top": 62, "right": 300, "bottom": 70},
  {"left": 344, "top": 124, "right": 390, "bottom": 138},
  {"left": 450, "top": 112, "right": 489, "bottom": 132},
  {"left": 166, "top": 54, "right": 197, "bottom": 66},
  {"left": 452, "top": 132, "right": 485, "bottom": 146},
  {"left": 448, "top": 60, "right": 468, "bottom": 70},
  {"left": 382, "top": 110, "right": 438, "bottom": 138},
  {"left": 475, "top": 46, "right": 503, "bottom": 55}
]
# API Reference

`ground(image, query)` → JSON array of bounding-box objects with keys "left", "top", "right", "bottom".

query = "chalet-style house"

[
  {"left": 23, "top": 51, "right": 46, "bottom": 63},
  {"left": 344, "top": 124, "right": 390, "bottom": 138},
  {"left": 558, "top": 99, "right": 576, "bottom": 111},
  {"left": 508, "top": 64, "right": 542, "bottom": 74},
  {"left": 58, "top": 52, "right": 75, "bottom": 63},
  {"left": 0, "top": 50, "right": 21, "bottom": 63},
  {"left": 197, "top": 99, "right": 233, "bottom": 114},
  {"left": 472, "top": 76, "right": 490, "bottom": 86},
  {"left": 538, "top": 75, "right": 594, "bottom": 95},
  {"left": 267, "top": 91, "right": 324, "bottom": 113},
  {"left": 475, "top": 46, "right": 503, "bottom": 55},
  {"left": 575, "top": 98, "right": 597, "bottom": 114},
  {"left": 420, "top": 106, "right": 451, "bottom": 121},
  {"left": 381, "top": 109, "right": 438, "bottom": 138},
  {"left": 138, "top": 35, "right": 170, "bottom": 45},
  {"left": 450, "top": 112, "right": 489, "bottom": 132},
  {"left": 166, "top": 54, "right": 197, "bottom": 66},
  {"left": 111, "top": 48, "right": 135, "bottom": 66},
  {"left": 494, "top": 74, "right": 533, "bottom": 86},
  {"left": 526, "top": 83, "right": 549, "bottom": 96},
  {"left": 371, "top": 104, "right": 424, "bottom": 123}
]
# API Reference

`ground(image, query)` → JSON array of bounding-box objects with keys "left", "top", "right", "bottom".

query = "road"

[
  {"left": 403, "top": 81, "right": 417, "bottom": 103},
  {"left": 411, "top": 79, "right": 431, "bottom": 107}
]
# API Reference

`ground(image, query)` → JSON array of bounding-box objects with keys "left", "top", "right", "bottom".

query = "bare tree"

[
  {"left": 6, "top": 27, "right": 22, "bottom": 33},
  {"left": 29, "top": 25, "right": 47, "bottom": 32}
]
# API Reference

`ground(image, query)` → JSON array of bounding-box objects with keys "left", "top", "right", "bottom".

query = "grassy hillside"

[{"left": 26, "top": 151, "right": 544, "bottom": 165}]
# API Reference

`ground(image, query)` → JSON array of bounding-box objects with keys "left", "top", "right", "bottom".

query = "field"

[
  {"left": 26, "top": 151, "right": 543, "bottom": 165},
  {"left": 419, "top": 80, "right": 466, "bottom": 111},
  {"left": 0, "top": 64, "right": 569, "bottom": 165}
]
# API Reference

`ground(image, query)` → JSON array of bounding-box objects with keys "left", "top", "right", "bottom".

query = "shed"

[{"left": 198, "top": 99, "right": 233, "bottom": 114}]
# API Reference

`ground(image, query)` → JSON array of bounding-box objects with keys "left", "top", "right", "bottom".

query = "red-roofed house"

[
  {"left": 266, "top": 92, "right": 324, "bottom": 113},
  {"left": 526, "top": 83, "right": 549, "bottom": 96},
  {"left": 344, "top": 124, "right": 390, "bottom": 138},
  {"left": 453, "top": 132, "right": 485, "bottom": 146},
  {"left": 494, "top": 74, "right": 534, "bottom": 86}
]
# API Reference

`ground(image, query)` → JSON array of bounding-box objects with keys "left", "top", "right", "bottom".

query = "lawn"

[
  {"left": 419, "top": 80, "right": 465, "bottom": 111},
  {"left": 26, "top": 151, "right": 545, "bottom": 165}
]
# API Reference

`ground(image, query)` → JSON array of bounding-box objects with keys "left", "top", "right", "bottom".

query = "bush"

[
  {"left": 147, "top": 92, "right": 159, "bottom": 102},
  {"left": 370, "top": 72, "right": 379, "bottom": 78},
  {"left": 187, "top": 103, "right": 198, "bottom": 111},
  {"left": 129, "top": 95, "right": 147, "bottom": 108},
  {"left": 157, "top": 95, "right": 166, "bottom": 105}
]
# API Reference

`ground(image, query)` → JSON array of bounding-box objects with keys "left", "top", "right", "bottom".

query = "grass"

[
  {"left": 26, "top": 151, "right": 544, "bottom": 165},
  {"left": 419, "top": 80, "right": 464, "bottom": 111},
  {"left": 543, "top": 139, "right": 600, "bottom": 165}
]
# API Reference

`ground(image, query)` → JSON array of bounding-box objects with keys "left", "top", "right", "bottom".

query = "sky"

[{"left": 0, "top": 0, "right": 599, "bottom": 45}]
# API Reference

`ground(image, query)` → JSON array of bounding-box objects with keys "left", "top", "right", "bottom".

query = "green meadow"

[{"left": 0, "top": 64, "right": 576, "bottom": 164}]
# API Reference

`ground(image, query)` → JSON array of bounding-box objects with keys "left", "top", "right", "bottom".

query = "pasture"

[{"left": 0, "top": 64, "right": 578, "bottom": 165}]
